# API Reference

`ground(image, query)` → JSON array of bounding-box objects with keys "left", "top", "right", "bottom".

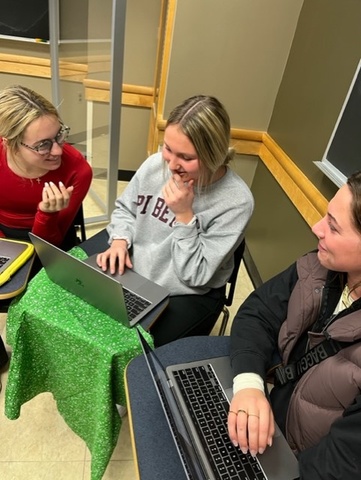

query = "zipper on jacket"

[{"left": 321, "top": 315, "right": 339, "bottom": 341}]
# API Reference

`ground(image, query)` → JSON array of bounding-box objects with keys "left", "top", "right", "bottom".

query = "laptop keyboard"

[
  {"left": 0, "top": 256, "right": 10, "bottom": 269},
  {"left": 122, "top": 287, "right": 151, "bottom": 320},
  {"left": 173, "top": 365, "right": 267, "bottom": 480}
]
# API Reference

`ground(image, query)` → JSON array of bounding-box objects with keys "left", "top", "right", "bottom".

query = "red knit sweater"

[{"left": 0, "top": 138, "right": 92, "bottom": 246}]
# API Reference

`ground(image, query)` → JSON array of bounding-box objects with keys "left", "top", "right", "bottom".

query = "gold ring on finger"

[{"left": 237, "top": 409, "right": 248, "bottom": 415}]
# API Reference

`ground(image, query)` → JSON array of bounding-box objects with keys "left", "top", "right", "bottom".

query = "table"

[
  {"left": 0, "top": 255, "right": 34, "bottom": 302},
  {"left": 124, "top": 335, "right": 230, "bottom": 480},
  {"left": 4, "top": 243, "right": 154, "bottom": 480},
  {"left": 0, "top": 250, "right": 34, "bottom": 384}
]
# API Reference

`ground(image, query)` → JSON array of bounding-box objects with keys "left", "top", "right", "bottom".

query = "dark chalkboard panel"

[
  {"left": 315, "top": 59, "right": 361, "bottom": 187},
  {"left": 0, "top": 0, "right": 49, "bottom": 41}
]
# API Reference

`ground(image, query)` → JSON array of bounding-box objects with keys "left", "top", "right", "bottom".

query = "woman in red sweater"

[
  {"left": 0, "top": 84, "right": 93, "bottom": 374},
  {"left": 0, "top": 84, "right": 92, "bottom": 248}
]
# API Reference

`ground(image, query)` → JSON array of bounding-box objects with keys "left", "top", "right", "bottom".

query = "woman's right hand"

[
  {"left": 227, "top": 388, "right": 275, "bottom": 457},
  {"left": 96, "top": 239, "right": 133, "bottom": 275},
  {"left": 39, "top": 181, "right": 74, "bottom": 213}
]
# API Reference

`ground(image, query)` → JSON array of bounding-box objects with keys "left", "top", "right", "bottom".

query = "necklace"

[{"left": 27, "top": 177, "right": 43, "bottom": 187}]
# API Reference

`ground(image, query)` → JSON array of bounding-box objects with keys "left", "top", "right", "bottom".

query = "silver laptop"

[
  {"left": 29, "top": 233, "right": 169, "bottom": 327},
  {"left": 136, "top": 328, "right": 299, "bottom": 480}
]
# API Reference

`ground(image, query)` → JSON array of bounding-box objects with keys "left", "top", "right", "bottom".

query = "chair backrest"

[
  {"left": 60, "top": 204, "right": 86, "bottom": 251},
  {"left": 73, "top": 204, "right": 87, "bottom": 244},
  {"left": 224, "top": 238, "right": 245, "bottom": 307}
]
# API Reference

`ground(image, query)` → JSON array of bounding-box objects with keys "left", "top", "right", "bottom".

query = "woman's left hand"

[
  {"left": 162, "top": 173, "right": 195, "bottom": 224},
  {"left": 39, "top": 181, "right": 74, "bottom": 213},
  {"left": 228, "top": 388, "right": 275, "bottom": 457}
]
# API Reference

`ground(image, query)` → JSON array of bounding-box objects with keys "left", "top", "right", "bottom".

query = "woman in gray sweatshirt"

[{"left": 97, "top": 95, "right": 254, "bottom": 346}]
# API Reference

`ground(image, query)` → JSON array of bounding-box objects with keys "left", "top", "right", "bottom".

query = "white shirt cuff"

[
  {"left": 174, "top": 215, "right": 197, "bottom": 226},
  {"left": 109, "top": 235, "right": 131, "bottom": 249},
  {"left": 233, "top": 372, "right": 265, "bottom": 395}
]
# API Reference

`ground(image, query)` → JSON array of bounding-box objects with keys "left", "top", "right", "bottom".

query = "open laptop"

[
  {"left": 0, "top": 238, "right": 34, "bottom": 286},
  {"left": 29, "top": 233, "right": 169, "bottom": 327},
  {"left": 136, "top": 328, "right": 299, "bottom": 480}
]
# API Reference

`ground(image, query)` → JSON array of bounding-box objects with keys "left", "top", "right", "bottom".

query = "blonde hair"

[
  {"left": 166, "top": 95, "right": 234, "bottom": 186},
  {"left": 0, "top": 84, "right": 61, "bottom": 153}
]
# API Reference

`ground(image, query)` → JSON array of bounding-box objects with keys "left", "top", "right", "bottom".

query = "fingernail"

[
  {"left": 45, "top": 182, "right": 49, "bottom": 187},
  {"left": 259, "top": 448, "right": 264, "bottom": 454},
  {"left": 250, "top": 450, "right": 257, "bottom": 457},
  {"left": 241, "top": 448, "right": 248, "bottom": 455},
  {"left": 59, "top": 181, "right": 64, "bottom": 187},
  {"left": 268, "top": 438, "right": 273, "bottom": 447},
  {"left": 232, "top": 441, "right": 238, "bottom": 447}
]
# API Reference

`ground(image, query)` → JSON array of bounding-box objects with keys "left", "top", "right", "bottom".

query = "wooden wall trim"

[
  {"left": 230, "top": 129, "right": 328, "bottom": 227},
  {"left": 156, "top": 0, "right": 177, "bottom": 128},
  {"left": 147, "top": 0, "right": 178, "bottom": 154},
  {"left": 259, "top": 134, "right": 327, "bottom": 227},
  {"left": 83, "top": 78, "right": 154, "bottom": 108},
  {"left": 0, "top": 53, "right": 155, "bottom": 108},
  {"left": 0, "top": 53, "right": 88, "bottom": 82},
  {"left": 230, "top": 128, "right": 263, "bottom": 157},
  {"left": 260, "top": 133, "right": 328, "bottom": 225}
]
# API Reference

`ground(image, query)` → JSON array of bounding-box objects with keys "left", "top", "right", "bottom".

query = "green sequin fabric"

[{"left": 5, "top": 247, "right": 153, "bottom": 480}]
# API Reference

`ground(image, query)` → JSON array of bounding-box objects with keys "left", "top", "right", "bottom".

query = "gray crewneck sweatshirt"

[{"left": 107, "top": 152, "right": 254, "bottom": 295}]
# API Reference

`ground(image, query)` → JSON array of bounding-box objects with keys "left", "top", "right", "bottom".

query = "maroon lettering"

[
  {"left": 151, "top": 197, "right": 168, "bottom": 223},
  {"left": 159, "top": 205, "right": 171, "bottom": 223},
  {"left": 137, "top": 194, "right": 153, "bottom": 214}
]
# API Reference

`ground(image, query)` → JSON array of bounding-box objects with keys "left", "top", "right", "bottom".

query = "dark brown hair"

[{"left": 347, "top": 170, "right": 361, "bottom": 234}]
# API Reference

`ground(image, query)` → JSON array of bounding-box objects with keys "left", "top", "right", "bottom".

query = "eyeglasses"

[{"left": 20, "top": 124, "right": 70, "bottom": 155}]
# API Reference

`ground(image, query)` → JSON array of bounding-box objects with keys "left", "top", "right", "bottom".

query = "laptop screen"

[{"left": 136, "top": 328, "right": 207, "bottom": 479}]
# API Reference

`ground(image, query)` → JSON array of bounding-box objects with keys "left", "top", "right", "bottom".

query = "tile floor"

[{"left": 0, "top": 179, "right": 255, "bottom": 480}]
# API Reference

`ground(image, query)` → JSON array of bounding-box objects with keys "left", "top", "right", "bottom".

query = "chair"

[
  {"left": 59, "top": 204, "right": 87, "bottom": 250},
  {"left": 217, "top": 238, "right": 246, "bottom": 336},
  {"left": 73, "top": 204, "right": 87, "bottom": 244}
]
